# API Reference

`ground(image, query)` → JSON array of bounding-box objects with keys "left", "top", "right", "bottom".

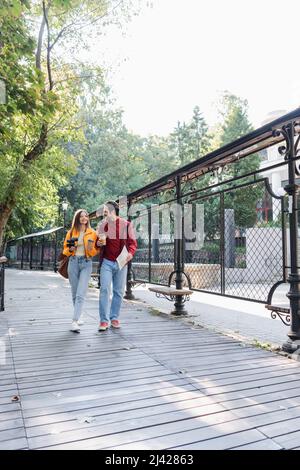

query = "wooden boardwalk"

[{"left": 1, "top": 269, "right": 300, "bottom": 450}]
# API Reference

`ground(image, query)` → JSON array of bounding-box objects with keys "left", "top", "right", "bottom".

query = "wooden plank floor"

[{"left": 1, "top": 269, "right": 300, "bottom": 450}]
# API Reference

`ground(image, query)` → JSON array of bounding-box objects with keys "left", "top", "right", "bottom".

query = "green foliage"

[
  {"left": 65, "top": 91, "right": 263, "bottom": 245},
  {"left": 0, "top": 0, "right": 28, "bottom": 17},
  {"left": 224, "top": 182, "right": 263, "bottom": 228},
  {"left": 202, "top": 242, "right": 220, "bottom": 253},
  {"left": 252, "top": 339, "right": 273, "bottom": 351},
  {"left": 0, "top": 1, "right": 79, "bottom": 245},
  {"left": 0, "top": 0, "right": 265, "bottom": 255},
  {"left": 0, "top": 1, "right": 46, "bottom": 154},
  {"left": 255, "top": 219, "right": 282, "bottom": 229},
  {"left": 219, "top": 92, "right": 263, "bottom": 228},
  {"left": 203, "top": 196, "right": 221, "bottom": 241},
  {"left": 64, "top": 105, "right": 140, "bottom": 212},
  {"left": 219, "top": 93, "right": 253, "bottom": 146},
  {"left": 0, "top": 0, "right": 134, "bottom": 249},
  {"left": 64, "top": 98, "right": 178, "bottom": 215},
  {"left": 170, "top": 106, "right": 209, "bottom": 166}
]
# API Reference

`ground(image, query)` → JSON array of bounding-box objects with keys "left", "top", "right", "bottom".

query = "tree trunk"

[
  {"left": 0, "top": 205, "right": 14, "bottom": 254},
  {"left": 0, "top": 124, "right": 48, "bottom": 253},
  {"left": 36, "top": 16, "right": 46, "bottom": 70}
]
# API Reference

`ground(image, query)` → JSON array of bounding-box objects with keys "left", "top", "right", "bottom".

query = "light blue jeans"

[
  {"left": 68, "top": 256, "right": 93, "bottom": 321},
  {"left": 99, "top": 259, "right": 128, "bottom": 323}
]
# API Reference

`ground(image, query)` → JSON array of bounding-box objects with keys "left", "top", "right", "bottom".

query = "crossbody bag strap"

[{"left": 63, "top": 228, "right": 73, "bottom": 256}]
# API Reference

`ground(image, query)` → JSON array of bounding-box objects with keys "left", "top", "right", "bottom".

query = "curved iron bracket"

[
  {"left": 293, "top": 122, "right": 300, "bottom": 175},
  {"left": 266, "top": 280, "right": 290, "bottom": 325},
  {"left": 272, "top": 127, "right": 291, "bottom": 160},
  {"left": 168, "top": 270, "right": 192, "bottom": 289},
  {"left": 269, "top": 309, "right": 291, "bottom": 326},
  {"left": 266, "top": 280, "right": 287, "bottom": 306},
  {"left": 264, "top": 178, "right": 284, "bottom": 200},
  {"left": 273, "top": 122, "right": 300, "bottom": 175}
]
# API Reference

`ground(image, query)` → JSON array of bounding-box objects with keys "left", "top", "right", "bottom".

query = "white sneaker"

[
  {"left": 77, "top": 319, "right": 84, "bottom": 325},
  {"left": 71, "top": 321, "right": 80, "bottom": 332}
]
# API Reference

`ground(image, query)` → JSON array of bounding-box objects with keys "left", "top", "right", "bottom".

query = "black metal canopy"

[
  {"left": 9, "top": 226, "right": 63, "bottom": 242},
  {"left": 126, "top": 107, "right": 300, "bottom": 202}
]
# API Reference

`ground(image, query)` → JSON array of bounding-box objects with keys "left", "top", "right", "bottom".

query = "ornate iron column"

[
  {"left": 40, "top": 235, "right": 45, "bottom": 270},
  {"left": 124, "top": 260, "right": 135, "bottom": 300},
  {"left": 21, "top": 239, "right": 24, "bottom": 269},
  {"left": 53, "top": 231, "right": 58, "bottom": 272},
  {"left": 29, "top": 238, "right": 33, "bottom": 270},
  {"left": 276, "top": 122, "right": 300, "bottom": 352},
  {"left": 0, "top": 260, "right": 5, "bottom": 312},
  {"left": 124, "top": 199, "right": 135, "bottom": 300},
  {"left": 148, "top": 207, "right": 152, "bottom": 283},
  {"left": 171, "top": 175, "right": 187, "bottom": 315}
]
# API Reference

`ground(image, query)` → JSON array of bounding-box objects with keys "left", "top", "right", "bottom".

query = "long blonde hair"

[{"left": 70, "top": 209, "right": 91, "bottom": 233}]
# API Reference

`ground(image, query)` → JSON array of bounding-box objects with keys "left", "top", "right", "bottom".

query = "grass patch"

[
  {"left": 252, "top": 338, "right": 280, "bottom": 351},
  {"left": 149, "top": 307, "right": 163, "bottom": 316}
]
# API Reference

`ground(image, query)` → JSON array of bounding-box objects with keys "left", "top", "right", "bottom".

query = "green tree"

[
  {"left": 0, "top": 0, "right": 135, "bottom": 252},
  {"left": 0, "top": 0, "right": 59, "bottom": 249},
  {"left": 218, "top": 92, "right": 263, "bottom": 228},
  {"left": 64, "top": 104, "right": 144, "bottom": 213},
  {"left": 64, "top": 107, "right": 177, "bottom": 213},
  {"left": 138, "top": 135, "right": 178, "bottom": 186},
  {"left": 62, "top": 74, "right": 180, "bottom": 215},
  {"left": 170, "top": 105, "right": 209, "bottom": 166},
  {"left": 219, "top": 93, "right": 253, "bottom": 146}
]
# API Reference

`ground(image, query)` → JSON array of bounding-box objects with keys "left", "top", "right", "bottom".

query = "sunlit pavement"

[{"left": 132, "top": 284, "right": 289, "bottom": 347}]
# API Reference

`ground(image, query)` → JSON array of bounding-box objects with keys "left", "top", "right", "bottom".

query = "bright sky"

[{"left": 94, "top": 0, "right": 300, "bottom": 136}]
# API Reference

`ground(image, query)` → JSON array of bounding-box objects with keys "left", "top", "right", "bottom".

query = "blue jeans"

[
  {"left": 99, "top": 259, "right": 128, "bottom": 323},
  {"left": 68, "top": 256, "right": 92, "bottom": 321}
]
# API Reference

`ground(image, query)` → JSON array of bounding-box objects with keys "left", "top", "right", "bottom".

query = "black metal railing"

[
  {"left": 6, "top": 226, "right": 101, "bottom": 279},
  {"left": 6, "top": 227, "right": 63, "bottom": 273},
  {"left": 0, "top": 257, "right": 6, "bottom": 311},
  {"left": 6, "top": 109, "right": 300, "bottom": 351},
  {"left": 114, "top": 109, "right": 300, "bottom": 351},
  {"left": 129, "top": 176, "right": 287, "bottom": 303}
]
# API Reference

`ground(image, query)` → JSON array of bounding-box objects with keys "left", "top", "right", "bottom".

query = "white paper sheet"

[{"left": 116, "top": 245, "right": 129, "bottom": 270}]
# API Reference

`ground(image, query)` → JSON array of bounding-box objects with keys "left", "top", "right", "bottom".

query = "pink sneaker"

[
  {"left": 111, "top": 320, "right": 121, "bottom": 329},
  {"left": 98, "top": 322, "right": 109, "bottom": 331}
]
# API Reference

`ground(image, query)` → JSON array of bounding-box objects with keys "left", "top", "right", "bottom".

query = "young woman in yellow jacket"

[{"left": 63, "top": 209, "right": 99, "bottom": 332}]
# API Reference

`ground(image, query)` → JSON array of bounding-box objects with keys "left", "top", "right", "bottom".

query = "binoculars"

[{"left": 66, "top": 237, "right": 78, "bottom": 248}]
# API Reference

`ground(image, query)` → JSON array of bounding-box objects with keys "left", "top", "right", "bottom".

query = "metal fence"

[
  {"left": 6, "top": 227, "right": 63, "bottom": 272},
  {"left": 5, "top": 110, "right": 300, "bottom": 350},
  {"left": 120, "top": 110, "right": 300, "bottom": 349},
  {"left": 6, "top": 226, "right": 101, "bottom": 280},
  {"left": 0, "top": 261, "right": 5, "bottom": 311},
  {"left": 131, "top": 177, "right": 287, "bottom": 303}
]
